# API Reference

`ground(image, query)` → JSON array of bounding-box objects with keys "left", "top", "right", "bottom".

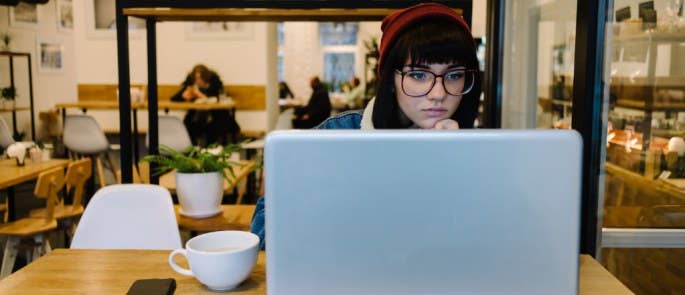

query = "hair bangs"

[{"left": 390, "top": 19, "right": 477, "bottom": 70}]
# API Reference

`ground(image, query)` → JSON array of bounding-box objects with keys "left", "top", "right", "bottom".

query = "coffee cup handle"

[{"left": 168, "top": 249, "right": 193, "bottom": 276}]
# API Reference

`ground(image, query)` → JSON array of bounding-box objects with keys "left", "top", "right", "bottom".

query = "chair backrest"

[
  {"left": 70, "top": 184, "right": 182, "bottom": 250},
  {"left": 63, "top": 115, "right": 109, "bottom": 154},
  {"left": 34, "top": 167, "right": 65, "bottom": 221},
  {"left": 146, "top": 115, "right": 192, "bottom": 153},
  {"left": 0, "top": 117, "right": 15, "bottom": 149},
  {"left": 275, "top": 108, "right": 294, "bottom": 130},
  {"left": 65, "top": 158, "right": 92, "bottom": 208}
]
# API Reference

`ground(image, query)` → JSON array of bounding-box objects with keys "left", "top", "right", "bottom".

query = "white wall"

[
  {"left": 72, "top": 0, "right": 272, "bottom": 132},
  {"left": 0, "top": 2, "right": 77, "bottom": 141}
]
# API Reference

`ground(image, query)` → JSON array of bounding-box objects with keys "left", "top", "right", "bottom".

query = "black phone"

[{"left": 127, "top": 278, "right": 176, "bottom": 295}]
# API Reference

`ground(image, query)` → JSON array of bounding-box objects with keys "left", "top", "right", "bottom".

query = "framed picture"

[
  {"left": 185, "top": 22, "right": 254, "bottom": 40},
  {"left": 37, "top": 39, "right": 64, "bottom": 73},
  {"left": 85, "top": 0, "right": 144, "bottom": 39},
  {"left": 9, "top": 2, "right": 39, "bottom": 29},
  {"left": 57, "top": 0, "right": 74, "bottom": 32}
]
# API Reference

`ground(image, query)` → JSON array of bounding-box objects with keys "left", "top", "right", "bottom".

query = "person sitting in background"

[
  {"left": 279, "top": 81, "right": 295, "bottom": 99},
  {"left": 171, "top": 64, "right": 223, "bottom": 145},
  {"left": 292, "top": 77, "right": 332, "bottom": 129},
  {"left": 171, "top": 64, "right": 240, "bottom": 146}
]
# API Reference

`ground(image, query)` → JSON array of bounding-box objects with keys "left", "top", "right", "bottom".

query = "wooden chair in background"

[
  {"left": 29, "top": 159, "right": 92, "bottom": 241},
  {"left": 0, "top": 167, "right": 64, "bottom": 278}
]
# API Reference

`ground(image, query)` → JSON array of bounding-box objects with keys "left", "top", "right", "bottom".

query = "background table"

[
  {"left": 175, "top": 205, "right": 254, "bottom": 233},
  {"left": 0, "top": 159, "right": 70, "bottom": 220},
  {"left": 0, "top": 250, "right": 632, "bottom": 294}
]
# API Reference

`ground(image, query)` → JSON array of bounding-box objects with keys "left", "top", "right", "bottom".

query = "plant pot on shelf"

[{"left": 175, "top": 171, "right": 223, "bottom": 219}]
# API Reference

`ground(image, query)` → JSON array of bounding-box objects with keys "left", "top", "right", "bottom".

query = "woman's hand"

[
  {"left": 433, "top": 119, "right": 460, "bottom": 130},
  {"left": 181, "top": 87, "right": 195, "bottom": 101}
]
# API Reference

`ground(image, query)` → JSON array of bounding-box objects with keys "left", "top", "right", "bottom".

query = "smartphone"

[{"left": 127, "top": 278, "right": 176, "bottom": 295}]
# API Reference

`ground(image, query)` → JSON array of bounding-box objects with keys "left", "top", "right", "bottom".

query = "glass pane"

[
  {"left": 278, "top": 22, "right": 285, "bottom": 46},
  {"left": 602, "top": 0, "right": 685, "bottom": 293},
  {"left": 501, "top": 1, "right": 577, "bottom": 129},
  {"left": 323, "top": 53, "right": 355, "bottom": 92},
  {"left": 319, "top": 22, "right": 359, "bottom": 45}
]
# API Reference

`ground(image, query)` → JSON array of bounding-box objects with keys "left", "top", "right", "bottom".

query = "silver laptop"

[{"left": 265, "top": 130, "right": 581, "bottom": 295}]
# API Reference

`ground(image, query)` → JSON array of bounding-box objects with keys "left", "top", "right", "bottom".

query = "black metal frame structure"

[
  {"left": 571, "top": 0, "right": 609, "bottom": 256},
  {"left": 0, "top": 52, "right": 36, "bottom": 141},
  {"left": 484, "top": 0, "right": 609, "bottom": 256},
  {"left": 115, "top": 0, "right": 473, "bottom": 184}
]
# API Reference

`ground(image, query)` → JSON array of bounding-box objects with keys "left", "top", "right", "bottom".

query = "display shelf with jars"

[{"left": 607, "top": 30, "right": 685, "bottom": 180}]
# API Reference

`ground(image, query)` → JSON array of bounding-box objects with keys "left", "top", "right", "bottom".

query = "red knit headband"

[{"left": 379, "top": 3, "right": 471, "bottom": 73}]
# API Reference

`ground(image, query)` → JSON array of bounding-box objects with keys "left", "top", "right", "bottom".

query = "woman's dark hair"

[
  {"left": 373, "top": 19, "right": 481, "bottom": 129},
  {"left": 191, "top": 64, "right": 212, "bottom": 84}
]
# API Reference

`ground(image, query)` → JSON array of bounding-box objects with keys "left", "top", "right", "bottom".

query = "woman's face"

[
  {"left": 394, "top": 61, "right": 464, "bottom": 129},
  {"left": 194, "top": 72, "right": 208, "bottom": 88}
]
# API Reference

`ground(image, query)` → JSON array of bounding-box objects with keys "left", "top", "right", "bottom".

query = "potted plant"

[
  {"left": 144, "top": 144, "right": 247, "bottom": 218},
  {"left": 0, "top": 32, "right": 10, "bottom": 52},
  {"left": 1, "top": 86, "right": 16, "bottom": 109}
]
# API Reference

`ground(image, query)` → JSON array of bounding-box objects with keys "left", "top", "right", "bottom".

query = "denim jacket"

[{"left": 250, "top": 109, "right": 366, "bottom": 250}]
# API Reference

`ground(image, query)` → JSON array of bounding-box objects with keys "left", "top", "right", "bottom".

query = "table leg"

[
  {"left": 7, "top": 188, "right": 15, "bottom": 221},
  {"left": 133, "top": 109, "right": 139, "bottom": 166},
  {"left": 11, "top": 110, "right": 20, "bottom": 141},
  {"left": 246, "top": 149, "right": 257, "bottom": 202}
]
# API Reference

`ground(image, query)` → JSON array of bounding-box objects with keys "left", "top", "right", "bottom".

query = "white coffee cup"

[{"left": 168, "top": 231, "right": 260, "bottom": 291}]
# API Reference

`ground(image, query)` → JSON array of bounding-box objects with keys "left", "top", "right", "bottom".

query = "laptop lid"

[{"left": 265, "top": 130, "right": 581, "bottom": 295}]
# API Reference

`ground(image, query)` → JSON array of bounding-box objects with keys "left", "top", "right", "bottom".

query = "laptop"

[{"left": 265, "top": 130, "right": 581, "bottom": 295}]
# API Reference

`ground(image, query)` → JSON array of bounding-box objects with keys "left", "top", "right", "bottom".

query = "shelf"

[
  {"left": 0, "top": 51, "right": 30, "bottom": 57},
  {"left": 615, "top": 98, "right": 685, "bottom": 111},
  {"left": 0, "top": 107, "right": 30, "bottom": 113},
  {"left": 122, "top": 8, "right": 454, "bottom": 21},
  {"left": 613, "top": 32, "right": 685, "bottom": 43}
]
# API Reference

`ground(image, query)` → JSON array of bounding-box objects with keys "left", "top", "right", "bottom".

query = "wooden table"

[
  {"left": 0, "top": 251, "right": 631, "bottom": 294},
  {"left": 175, "top": 205, "right": 254, "bottom": 233},
  {"left": 55, "top": 100, "right": 238, "bottom": 164},
  {"left": 55, "top": 100, "right": 236, "bottom": 111},
  {"left": 0, "top": 159, "right": 70, "bottom": 221}
]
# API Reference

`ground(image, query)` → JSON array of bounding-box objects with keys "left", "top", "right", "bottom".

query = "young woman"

[{"left": 251, "top": 2, "right": 481, "bottom": 249}]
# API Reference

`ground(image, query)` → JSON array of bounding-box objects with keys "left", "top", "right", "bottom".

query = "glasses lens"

[
  {"left": 402, "top": 70, "right": 436, "bottom": 97},
  {"left": 401, "top": 70, "right": 475, "bottom": 97},
  {"left": 444, "top": 70, "right": 475, "bottom": 96}
]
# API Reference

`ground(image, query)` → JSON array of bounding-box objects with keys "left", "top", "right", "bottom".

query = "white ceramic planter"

[{"left": 176, "top": 171, "right": 223, "bottom": 218}]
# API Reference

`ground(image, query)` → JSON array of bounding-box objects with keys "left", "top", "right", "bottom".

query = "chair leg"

[
  {"left": 0, "top": 237, "right": 19, "bottom": 279},
  {"left": 104, "top": 152, "right": 118, "bottom": 181},
  {"left": 95, "top": 156, "right": 106, "bottom": 188}
]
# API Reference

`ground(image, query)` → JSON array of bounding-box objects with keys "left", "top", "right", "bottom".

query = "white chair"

[
  {"left": 146, "top": 115, "right": 192, "bottom": 153},
  {"left": 63, "top": 114, "right": 117, "bottom": 187},
  {"left": 275, "top": 108, "right": 294, "bottom": 130},
  {"left": 0, "top": 116, "right": 15, "bottom": 150},
  {"left": 70, "top": 184, "right": 182, "bottom": 250}
]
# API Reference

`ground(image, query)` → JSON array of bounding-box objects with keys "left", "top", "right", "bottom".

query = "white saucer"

[{"left": 178, "top": 207, "right": 222, "bottom": 219}]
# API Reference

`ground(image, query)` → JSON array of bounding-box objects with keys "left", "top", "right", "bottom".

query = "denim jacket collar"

[{"left": 360, "top": 98, "right": 375, "bottom": 130}]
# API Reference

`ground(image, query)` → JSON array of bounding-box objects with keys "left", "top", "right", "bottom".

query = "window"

[
  {"left": 320, "top": 22, "right": 359, "bottom": 92},
  {"left": 323, "top": 53, "right": 355, "bottom": 92},
  {"left": 319, "top": 22, "right": 358, "bottom": 45}
]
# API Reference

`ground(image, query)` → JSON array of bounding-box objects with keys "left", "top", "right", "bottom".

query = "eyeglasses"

[{"left": 395, "top": 68, "right": 478, "bottom": 97}]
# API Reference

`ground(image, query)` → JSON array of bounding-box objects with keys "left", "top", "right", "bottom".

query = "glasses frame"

[{"left": 395, "top": 68, "right": 479, "bottom": 97}]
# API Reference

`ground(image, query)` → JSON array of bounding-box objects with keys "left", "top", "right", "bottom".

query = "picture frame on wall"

[
  {"left": 9, "top": 2, "right": 39, "bottom": 29},
  {"left": 185, "top": 22, "right": 255, "bottom": 40},
  {"left": 37, "top": 39, "right": 64, "bottom": 73},
  {"left": 86, "top": 0, "right": 144, "bottom": 39},
  {"left": 57, "top": 0, "right": 74, "bottom": 32}
]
